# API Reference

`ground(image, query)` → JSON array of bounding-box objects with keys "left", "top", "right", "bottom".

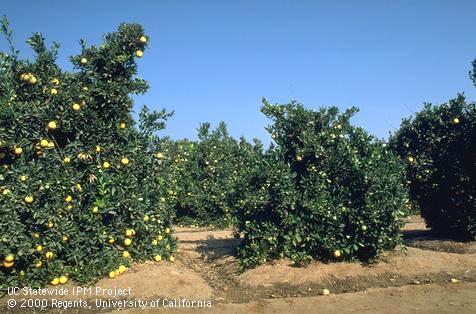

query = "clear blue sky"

[{"left": 2, "top": 1, "right": 475, "bottom": 144}]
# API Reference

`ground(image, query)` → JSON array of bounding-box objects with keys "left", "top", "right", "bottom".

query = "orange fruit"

[
  {"left": 24, "top": 196, "right": 34, "bottom": 203},
  {"left": 4, "top": 254, "right": 14, "bottom": 263},
  {"left": 59, "top": 276, "right": 68, "bottom": 284},
  {"left": 72, "top": 103, "right": 81, "bottom": 111},
  {"left": 48, "top": 121, "right": 57, "bottom": 129}
]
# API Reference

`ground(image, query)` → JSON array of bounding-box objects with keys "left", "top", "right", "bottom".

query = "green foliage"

[
  {"left": 390, "top": 95, "right": 476, "bottom": 240},
  {"left": 235, "top": 99, "right": 408, "bottom": 270},
  {"left": 168, "top": 122, "right": 262, "bottom": 227},
  {"left": 0, "top": 21, "right": 175, "bottom": 293},
  {"left": 470, "top": 58, "right": 476, "bottom": 87}
]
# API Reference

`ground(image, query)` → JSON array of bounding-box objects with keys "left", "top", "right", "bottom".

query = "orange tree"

[
  {"left": 169, "top": 122, "right": 262, "bottom": 228},
  {"left": 235, "top": 99, "right": 409, "bottom": 270},
  {"left": 390, "top": 94, "right": 476, "bottom": 240},
  {"left": 0, "top": 19, "right": 175, "bottom": 292}
]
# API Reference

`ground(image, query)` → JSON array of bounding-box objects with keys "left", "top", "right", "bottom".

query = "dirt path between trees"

[
  {"left": 2, "top": 216, "right": 476, "bottom": 313},
  {"left": 117, "top": 283, "right": 476, "bottom": 314}
]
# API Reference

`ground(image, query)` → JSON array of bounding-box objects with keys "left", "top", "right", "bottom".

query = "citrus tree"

[
  {"left": 235, "top": 99, "right": 409, "bottom": 270},
  {"left": 391, "top": 94, "right": 476, "bottom": 240},
  {"left": 170, "top": 122, "right": 262, "bottom": 227},
  {"left": 0, "top": 18, "right": 175, "bottom": 293}
]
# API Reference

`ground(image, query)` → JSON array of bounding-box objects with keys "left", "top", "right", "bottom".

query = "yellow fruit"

[
  {"left": 108, "top": 271, "right": 116, "bottom": 279},
  {"left": 92, "top": 206, "right": 99, "bottom": 214},
  {"left": 154, "top": 255, "right": 162, "bottom": 262},
  {"left": 20, "top": 175, "right": 27, "bottom": 182},
  {"left": 157, "top": 235, "right": 163, "bottom": 241},
  {"left": 63, "top": 156, "right": 71, "bottom": 164},
  {"left": 82, "top": 86, "right": 88, "bottom": 91},
  {"left": 169, "top": 256, "right": 175, "bottom": 262},
  {"left": 296, "top": 155, "right": 303, "bottom": 161},
  {"left": 65, "top": 195, "right": 73, "bottom": 203},
  {"left": 14, "top": 147, "right": 23, "bottom": 155},
  {"left": 119, "top": 122, "right": 126, "bottom": 129},
  {"left": 2, "top": 189, "right": 11, "bottom": 195},
  {"left": 59, "top": 276, "right": 68, "bottom": 284},
  {"left": 108, "top": 237, "right": 115, "bottom": 244},
  {"left": 40, "top": 139, "right": 49, "bottom": 148},
  {"left": 47, "top": 221, "right": 54, "bottom": 228},
  {"left": 36, "top": 245, "right": 43, "bottom": 252},
  {"left": 51, "top": 278, "right": 60, "bottom": 286},
  {"left": 135, "top": 50, "right": 143, "bottom": 58},
  {"left": 96, "top": 145, "right": 101, "bottom": 153},
  {"left": 3, "top": 261, "right": 14, "bottom": 268},
  {"left": 45, "top": 251, "right": 54, "bottom": 259},
  {"left": 121, "top": 157, "right": 129, "bottom": 165},
  {"left": 361, "top": 225, "right": 368, "bottom": 231},
  {"left": 334, "top": 250, "right": 341, "bottom": 258},
  {"left": 48, "top": 121, "right": 57, "bottom": 129},
  {"left": 33, "top": 232, "right": 40, "bottom": 239},
  {"left": 152, "top": 240, "right": 158, "bottom": 246},
  {"left": 80, "top": 57, "right": 88, "bottom": 64},
  {"left": 35, "top": 261, "right": 42, "bottom": 268},
  {"left": 143, "top": 215, "right": 150, "bottom": 222},
  {"left": 165, "top": 227, "right": 171, "bottom": 234},
  {"left": 117, "top": 265, "right": 127, "bottom": 274},
  {"left": 103, "top": 162, "right": 110, "bottom": 169},
  {"left": 156, "top": 152, "right": 164, "bottom": 159},
  {"left": 124, "top": 238, "right": 132, "bottom": 246},
  {"left": 122, "top": 251, "right": 130, "bottom": 258},
  {"left": 66, "top": 205, "right": 73, "bottom": 210},
  {"left": 4, "top": 254, "right": 14, "bottom": 263},
  {"left": 322, "top": 288, "right": 330, "bottom": 296},
  {"left": 47, "top": 142, "right": 54, "bottom": 149},
  {"left": 29, "top": 76, "right": 37, "bottom": 84},
  {"left": 62, "top": 235, "right": 69, "bottom": 242},
  {"left": 139, "top": 36, "right": 147, "bottom": 43},
  {"left": 50, "top": 88, "right": 58, "bottom": 95},
  {"left": 125, "top": 229, "right": 133, "bottom": 237},
  {"left": 72, "top": 103, "right": 81, "bottom": 111},
  {"left": 51, "top": 78, "right": 60, "bottom": 85},
  {"left": 24, "top": 196, "right": 34, "bottom": 204}
]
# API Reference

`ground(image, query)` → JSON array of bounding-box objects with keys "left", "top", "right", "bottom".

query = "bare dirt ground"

[{"left": 2, "top": 216, "right": 476, "bottom": 313}]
